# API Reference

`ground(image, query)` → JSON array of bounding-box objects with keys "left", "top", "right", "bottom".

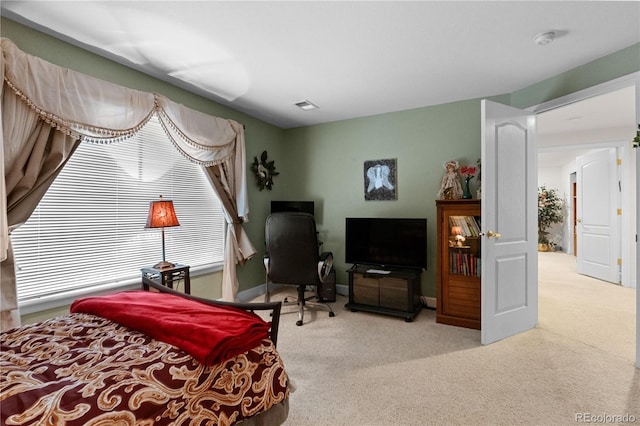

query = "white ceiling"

[
  {"left": 537, "top": 85, "right": 636, "bottom": 167},
  {"left": 2, "top": 1, "right": 638, "bottom": 131},
  {"left": 537, "top": 86, "right": 636, "bottom": 138}
]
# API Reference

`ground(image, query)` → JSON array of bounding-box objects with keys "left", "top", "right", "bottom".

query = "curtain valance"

[
  {"left": 1, "top": 38, "right": 254, "bottom": 314},
  {"left": 1, "top": 38, "right": 241, "bottom": 167}
]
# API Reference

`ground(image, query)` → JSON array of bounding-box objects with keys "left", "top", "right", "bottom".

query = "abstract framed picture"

[{"left": 364, "top": 158, "right": 397, "bottom": 201}]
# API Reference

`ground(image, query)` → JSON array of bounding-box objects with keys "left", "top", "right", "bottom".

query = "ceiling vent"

[{"left": 295, "top": 100, "right": 319, "bottom": 111}]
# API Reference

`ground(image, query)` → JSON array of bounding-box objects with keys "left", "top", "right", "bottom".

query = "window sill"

[{"left": 19, "top": 262, "right": 223, "bottom": 315}]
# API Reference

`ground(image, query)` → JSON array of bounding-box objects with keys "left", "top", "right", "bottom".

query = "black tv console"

[{"left": 345, "top": 265, "right": 422, "bottom": 322}]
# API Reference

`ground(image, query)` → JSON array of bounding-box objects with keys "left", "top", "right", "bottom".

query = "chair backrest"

[{"left": 265, "top": 212, "right": 320, "bottom": 286}]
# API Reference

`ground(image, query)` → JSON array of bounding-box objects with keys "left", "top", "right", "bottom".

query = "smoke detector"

[{"left": 533, "top": 31, "right": 556, "bottom": 46}]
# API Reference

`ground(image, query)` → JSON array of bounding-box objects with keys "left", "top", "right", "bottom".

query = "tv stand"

[{"left": 345, "top": 265, "right": 422, "bottom": 322}]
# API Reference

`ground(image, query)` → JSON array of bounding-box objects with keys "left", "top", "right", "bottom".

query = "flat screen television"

[
  {"left": 345, "top": 217, "right": 427, "bottom": 270},
  {"left": 271, "top": 200, "right": 315, "bottom": 216}
]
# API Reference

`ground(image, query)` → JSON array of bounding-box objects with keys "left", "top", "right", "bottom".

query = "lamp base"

[{"left": 153, "top": 260, "right": 176, "bottom": 269}]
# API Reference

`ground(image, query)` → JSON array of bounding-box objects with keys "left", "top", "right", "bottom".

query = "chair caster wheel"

[
  {"left": 329, "top": 312, "right": 335, "bottom": 317},
  {"left": 296, "top": 320, "right": 303, "bottom": 326}
]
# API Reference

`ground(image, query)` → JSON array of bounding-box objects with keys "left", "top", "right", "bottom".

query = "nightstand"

[{"left": 141, "top": 264, "right": 191, "bottom": 294}]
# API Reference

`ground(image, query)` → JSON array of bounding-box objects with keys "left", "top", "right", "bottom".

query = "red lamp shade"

[
  {"left": 145, "top": 196, "right": 180, "bottom": 269},
  {"left": 145, "top": 198, "right": 180, "bottom": 229}
]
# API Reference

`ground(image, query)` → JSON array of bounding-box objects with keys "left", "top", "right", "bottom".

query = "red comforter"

[{"left": 70, "top": 290, "right": 271, "bottom": 365}]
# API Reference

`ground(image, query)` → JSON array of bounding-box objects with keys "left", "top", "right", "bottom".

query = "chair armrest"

[{"left": 263, "top": 255, "right": 270, "bottom": 273}]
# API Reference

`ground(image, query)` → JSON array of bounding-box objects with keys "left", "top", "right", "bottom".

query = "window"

[{"left": 11, "top": 116, "right": 225, "bottom": 306}]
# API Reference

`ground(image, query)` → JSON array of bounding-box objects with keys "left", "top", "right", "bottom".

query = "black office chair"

[{"left": 264, "top": 212, "right": 335, "bottom": 326}]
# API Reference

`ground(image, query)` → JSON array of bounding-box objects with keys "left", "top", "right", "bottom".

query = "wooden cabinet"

[
  {"left": 436, "top": 200, "right": 481, "bottom": 329},
  {"left": 346, "top": 265, "right": 422, "bottom": 322}
]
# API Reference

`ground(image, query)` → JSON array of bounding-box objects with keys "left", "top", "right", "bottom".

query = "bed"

[{"left": 0, "top": 280, "right": 289, "bottom": 425}]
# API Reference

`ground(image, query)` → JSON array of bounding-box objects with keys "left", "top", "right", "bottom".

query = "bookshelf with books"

[{"left": 436, "top": 199, "right": 481, "bottom": 329}]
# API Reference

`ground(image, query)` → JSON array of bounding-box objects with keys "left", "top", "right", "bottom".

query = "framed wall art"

[{"left": 364, "top": 158, "right": 397, "bottom": 201}]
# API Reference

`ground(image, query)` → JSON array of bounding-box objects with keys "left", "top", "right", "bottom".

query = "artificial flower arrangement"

[
  {"left": 459, "top": 165, "right": 477, "bottom": 199},
  {"left": 459, "top": 165, "right": 477, "bottom": 180}
]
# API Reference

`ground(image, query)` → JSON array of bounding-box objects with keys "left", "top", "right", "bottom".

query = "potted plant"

[{"left": 538, "top": 186, "right": 564, "bottom": 251}]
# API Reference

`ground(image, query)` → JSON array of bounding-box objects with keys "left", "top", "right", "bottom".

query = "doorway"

[
  {"left": 536, "top": 84, "right": 635, "bottom": 288},
  {"left": 533, "top": 73, "right": 638, "bottom": 367}
]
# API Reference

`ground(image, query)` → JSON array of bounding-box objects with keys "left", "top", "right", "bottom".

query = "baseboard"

[
  {"left": 241, "top": 283, "right": 350, "bottom": 301},
  {"left": 336, "top": 284, "right": 349, "bottom": 296},
  {"left": 244, "top": 284, "right": 435, "bottom": 308},
  {"left": 237, "top": 284, "right": 268, "bottom": 302},
  {"left": 420, "top": 296, "right": 437, "bottom": 309}
]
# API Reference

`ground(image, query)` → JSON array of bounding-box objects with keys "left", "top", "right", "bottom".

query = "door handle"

[
  {"left": 577, "top": 219, "right": 582, "bottom": 223},
  {"left": 486, "top": 230, "right": 501, "bottom": 239}
]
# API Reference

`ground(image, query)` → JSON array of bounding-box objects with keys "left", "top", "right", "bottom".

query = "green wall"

[
  {"left": 280, "top": 42, "right": 640, "bottom": 297},
  {"left": 280, "top": 98, "right": 505, "bottom": 294},
  {"left": 3, "top": 17, "right": 638, "bottom": 305}
]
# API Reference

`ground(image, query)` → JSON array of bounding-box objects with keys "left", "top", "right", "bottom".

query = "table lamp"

[
  {"left": 451, "top": 226, "right": 466, "bottom": 247},
  {"left": 145, "top": 195, "right": 180, "bottom": 269}
]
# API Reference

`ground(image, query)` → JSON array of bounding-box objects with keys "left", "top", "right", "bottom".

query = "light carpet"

[{"left": 258, "top": 252, "right": 638, "bottom": 425}]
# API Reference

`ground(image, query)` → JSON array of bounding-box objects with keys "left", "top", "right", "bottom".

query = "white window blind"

[{"left": 11, "top": 115, "right": 225, "bottom": 304}]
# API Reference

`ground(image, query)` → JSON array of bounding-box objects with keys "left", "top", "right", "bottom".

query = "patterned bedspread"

[{"left": 0, "top": 313, "right": 289, "bottom": 425}]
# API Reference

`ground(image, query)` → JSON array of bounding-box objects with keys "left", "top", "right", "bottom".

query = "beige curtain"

[
  {"left": 156, "top": 96, "right": 256, "bottom": 301},
  {"left": 204, "top": 121, "right": 254, "bottom": 301},
  {"left": 1, "top": 74, "right": 80, "bottom": 331},
  {"left": 0, "top": 36, "right": 6, "bottom": 263},
  {"left": 1, "top": 39, "right": 254, "bottom": 329}
]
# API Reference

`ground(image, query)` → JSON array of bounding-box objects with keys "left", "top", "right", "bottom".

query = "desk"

[{"left": 141, "top": 264, "right": 191, "bottom": 294}]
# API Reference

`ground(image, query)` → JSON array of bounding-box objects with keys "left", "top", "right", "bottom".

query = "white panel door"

[
  {"left": 636, "top": 143, "right": 639, "bottom": 369},
  {"left": 481, "top": 100, "right": 538, "bottom": 345},
  {"left": 576, "top": 148, "right": 620, "bottom": 284}
]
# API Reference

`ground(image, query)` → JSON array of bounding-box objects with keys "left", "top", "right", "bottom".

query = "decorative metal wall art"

[
  {"left": 252, "top": 151, "right": 278, "bottom": 190},
  {"left": 364, "top": 158, "right": 397, "bottom": 201}
]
